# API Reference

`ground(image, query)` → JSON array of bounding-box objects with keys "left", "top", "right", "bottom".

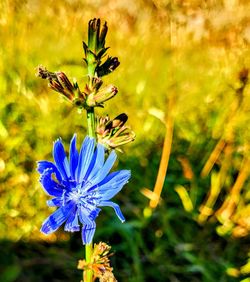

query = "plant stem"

[
  {"left": 84, "top": 243, "right": 93, "bottom": 282},
  {"left": 84, "top": 40, "right": 97, "bottom": 282},
  {"left": 84, "top": 107, "right": 95, "bottom": 282},
  {"left": 86, "top": 107, "right": 96, "bottom": 139}
]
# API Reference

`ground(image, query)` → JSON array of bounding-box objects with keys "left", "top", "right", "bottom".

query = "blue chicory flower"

[{"left": 37, "top": 134, "right": 131, "bottom": 244}]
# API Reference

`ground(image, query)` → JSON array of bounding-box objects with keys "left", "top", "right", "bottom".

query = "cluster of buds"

[
  {"left": 36, "top": 66, "right": 118, "bottom": 109},
  {"left": 78, "top": 242, "right": 117, "bottom": 282},
  {"left": 36, "top": 19, "right": 121, "bottom": 109},
  {"left": 83, "top": 18, "right": 120, "bottom": 78},
  {"left": 96, "top": 113, "right": 135, "bottom": 151},
  {"left": 36, "top": 18, "right": 135, "bottom": 152}
]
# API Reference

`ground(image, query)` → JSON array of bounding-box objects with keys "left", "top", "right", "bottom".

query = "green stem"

[
  {"left": 84, "top": 108, "right": 95, "bottom": 282},
  {"left": 83, "top": 107, "right": 95, "bottom": 282},
  {"left": 84, "top": 41, "right": 97, "bottom": 282},
  {"left": 84, "top": 243, "right": 93, "bottom": 282},
  {"left": 86, "top": 107, "right": 96, "bottom": 139}
]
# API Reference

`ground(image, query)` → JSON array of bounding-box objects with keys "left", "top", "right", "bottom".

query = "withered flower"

[
  {"left": 36, "top": 66, "right": 85, "bottom": 107},
  {"left": 96, "top": 113, "right": 135, "bottom": 151},
  {"left": 78, "top": 242, "right": 117, "bottom": 281}
]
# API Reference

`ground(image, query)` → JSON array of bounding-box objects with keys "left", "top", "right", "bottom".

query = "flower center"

[
  {"left": 68, "top": 189, "right": 83, "bottom": 203},
  {"left": 65, "top": 183, "right": 100, "bottom": 208}
]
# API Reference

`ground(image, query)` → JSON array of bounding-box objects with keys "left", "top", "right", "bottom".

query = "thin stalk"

[
  {"left": 83, "top": 109, "right": 95, "bottom": 281},
  {"left": 83, "top": 106, "right": 95, "bottom": 282},
  {"left": 84, "top": 107, "right": 95, "bottom": 282},
  {"left": 83, "top": 31, "right": 99, "bottom": 281},
  {"left": 87, "top": 107, "right": 96, "bottom": 139},
  {"left": 216, "top": 156, "right": 250, "bottom": 222},
  {"left": 200, "top": 139, "right": 226, "bottom": 178},
  {"left": 149, "top": 98, "right": 174, "bottom": 209},
  {"left": 83, "top": 50, "right": 96, "bottom": 282},
  {"left": 84, "top": 243, "right": 93, "bottom": 282}
]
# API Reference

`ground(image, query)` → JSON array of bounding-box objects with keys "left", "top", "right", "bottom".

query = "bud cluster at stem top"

[
  {"left": 83, "top": 18, "right": 120, "bottom": 78},
  {"left": 36, "top": 18, "right": 135, "bottom": 150},
  {"left": 36, "top": 19, "right": 121, "bottom": 109}
]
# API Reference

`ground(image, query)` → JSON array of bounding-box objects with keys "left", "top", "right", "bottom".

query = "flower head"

[{"left": 37, "top": 135, "right": 130, "bottom": 244}]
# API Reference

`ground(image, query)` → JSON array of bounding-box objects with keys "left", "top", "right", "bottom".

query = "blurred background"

[{"left": 0, "top": 0, "right": 250, "bottom": 281}]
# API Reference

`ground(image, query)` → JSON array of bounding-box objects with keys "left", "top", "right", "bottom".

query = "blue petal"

[
  {"left": 64, "top": 205, "right": 80, "bottom": 232},
  {"left": 90, "top": 170, "right": 131, "bottom": 200},
  {"left": 40, "top": 168, "right": 65, "bottom": 197},
  {"left": 78, "top": 205, "right": 95, "bottom": 225},
  {"left": 53, "top": 139, "right": 71, "bottom": 180},
  {"left": 84, "top": 143, "right": 105, "bottom": 182},
  {"left": 88, "top": 150, "right": 117, "bottom": 186},
  {"left": 37, "top": 161, "right": 62, "bottom": 182},
  {"left": 76, "top": 137, "right": 95, "bottom": 183},
  {"left": 89, "top": 207, "right": 101, "bottom": 221},
  {"left": 40, "top": 202, "right": 74, "bottom": 234},
  {"left": 82, "top": 222, "right": 96, "bottom": 244},
  {"left": 69, "top": 134, "right": 79, "bottom": 180},
  {"left": 98, "top": 200, "right": 125, "bottom": 222},
  {"left": 47, "top": 198, "right": 62, "bottom": 207}
]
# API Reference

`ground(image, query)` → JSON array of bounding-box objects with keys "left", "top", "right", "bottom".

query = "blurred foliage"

[{"left": 0, "top": 0, "right": 250, "bottom": 281}]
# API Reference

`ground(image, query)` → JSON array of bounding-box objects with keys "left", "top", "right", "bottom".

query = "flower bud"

[
  {"left": 97, "top": 57, "right": 120, "bottom": 77},
  {"left": 88, "top": 18, "right": 99, "bottom": 52},
  {"left": 36, "top": 66, "right": 85, "bottom": 106},
  {"left": 36, "top": 65, "right": 57, "bottom": 80},
  {"left": 107, "top": 127, "right": 136, "bottom": 149},
  {"left": 83, "top": 19, "right": 119, "bottom": 78},
  {"left": 96, "top": 114, "right": 135, "bottom": 151},
  {"left": 86, "top": 85, "right": 118, "bottom": 107},
  {"left": 57, "top": 72, "right": 74, "bottom": 93},
  {"left": 92, "top": 77, "right": 103, "bottom": 91},
  {"left": 88, "top": 18, "right": 108, "bottom": 54},
  {"left": 98, "top": 21, "right": 108, "bottom": 50}
]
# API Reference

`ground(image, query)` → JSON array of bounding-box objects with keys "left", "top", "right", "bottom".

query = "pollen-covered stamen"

[
  {"left": 66, "top": 187, "right": 99, "bottom": 207},
  {"left": 68, "top": 189, "right": 83, "bottom": 203}
]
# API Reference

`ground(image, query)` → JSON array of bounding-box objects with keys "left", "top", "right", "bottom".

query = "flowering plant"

[{"left": 37, "top": 18, "right": 134, "bottom": 281}]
